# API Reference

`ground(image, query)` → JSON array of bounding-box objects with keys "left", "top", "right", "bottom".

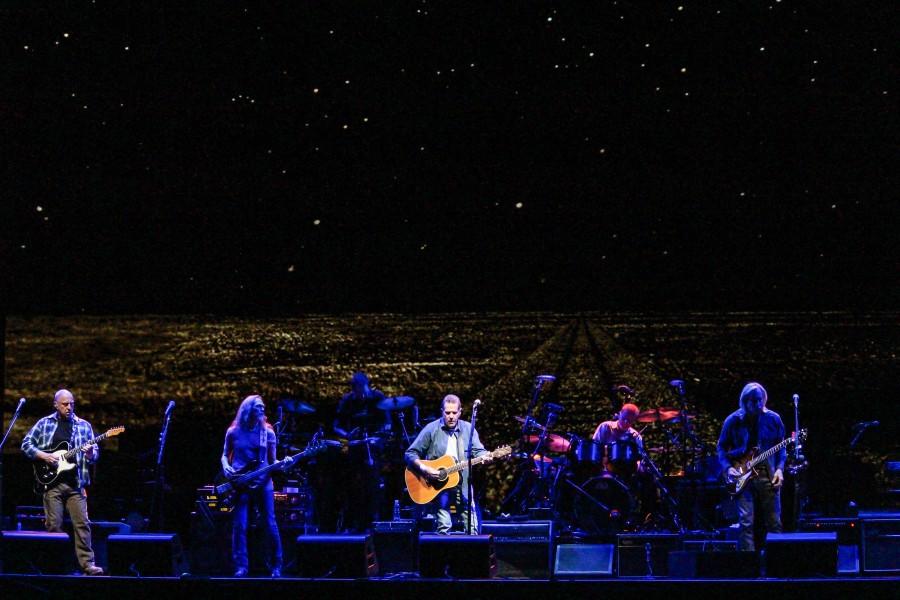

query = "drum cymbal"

[
  {"left": 376, "top": 396, "right": 415, "bottom": 411},
  {"left": 281, "top": 399, "right": 316, "bottom": 415},
  {"left": 635, "top": 407, "right": 693, "bottom": 423},
  {"left": 525, "top": 433, "right": 571, "bottom": 453}
]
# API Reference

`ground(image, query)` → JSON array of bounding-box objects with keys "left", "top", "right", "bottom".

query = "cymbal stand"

[{"left": 635, "top": 441, "right": 685, "bottom": 534}]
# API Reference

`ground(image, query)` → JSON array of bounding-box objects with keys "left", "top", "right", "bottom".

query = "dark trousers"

[
  {"left": 735, "top": 466, "right": 782, "bottom": 551},
  {"left": 232, "top": 485, "right": 282, "bottom": 571},
  {"left": 43, "top": 482, "right": 95, "bottom": 570}
]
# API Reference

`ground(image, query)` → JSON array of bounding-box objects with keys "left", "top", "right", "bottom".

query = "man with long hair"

[{"left": 220, "top": 394, "right": 283, "bottom": 577}]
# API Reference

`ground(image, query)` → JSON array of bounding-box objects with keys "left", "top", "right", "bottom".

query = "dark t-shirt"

[{"left": 51, "top": 418, "right": 78, "bottom": 488}]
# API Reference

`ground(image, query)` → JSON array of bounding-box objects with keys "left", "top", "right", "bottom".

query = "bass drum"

[{"left": 568, "top": 473, "right": 635, "bottom": 537}]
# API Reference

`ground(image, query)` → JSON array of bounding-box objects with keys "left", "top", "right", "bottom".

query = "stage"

[{"left": 2, "top": 573, "right": 899, "bottom": 600}]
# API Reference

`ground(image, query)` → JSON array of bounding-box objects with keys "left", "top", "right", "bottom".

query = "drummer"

[
  {"left": 331, "top": 371, "right": 388, "bottom": 532},
  {"left": 591, "top": 397, "right": 645, "bottom": 476},
  {"left": 334, "top": 371, "right": 390, "bottom": 438}
]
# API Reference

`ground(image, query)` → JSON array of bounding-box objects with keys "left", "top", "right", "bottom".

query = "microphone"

[
  {"left": 792, "top": 394, "right": 799, "bottom": 406},
  {"left": 472, "top": 399, "right": 482, "bottom": 409},
  {"left": 164, "top": 400, "right": 176, "bottom": 417},
  {"left": 15, "top": 398, "right": 26, "bottom": 413},
  {"left": 853, "top": 420, "right": 879, "bottom": 430}
]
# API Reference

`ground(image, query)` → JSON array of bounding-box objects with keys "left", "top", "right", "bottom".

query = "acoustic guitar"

[{"left": 405, "top": 445, "right": 511, "bottom": 505}]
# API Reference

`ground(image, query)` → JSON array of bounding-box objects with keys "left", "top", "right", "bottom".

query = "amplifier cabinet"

[
  {"left": 861, "top": 518, "right": 900, "bottom": 574},
  {"left": 617, "top": 533, "right": 681, "bottom": 577}
]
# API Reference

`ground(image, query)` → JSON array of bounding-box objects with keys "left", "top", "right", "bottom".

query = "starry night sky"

[{"left": 3, "top": 2, "right": 897, "bottom": 314}]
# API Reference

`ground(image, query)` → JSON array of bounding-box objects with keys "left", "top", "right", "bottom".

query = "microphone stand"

[
  {"left": 466, "top": 401, "right": 480, "bottom": 534},
  {"left": 0, "top": 400, "right": 26, "bottom": 529},
  {"left": 787, "top": 394, "right": 808, "bottom": 530},
  {"left": 149, "top": 403, "right": 174, "bottom": 532}
]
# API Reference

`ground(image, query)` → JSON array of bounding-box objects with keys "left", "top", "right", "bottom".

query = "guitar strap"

[{"left": 258, "top": 424, "right": 266, "bottom": 466}]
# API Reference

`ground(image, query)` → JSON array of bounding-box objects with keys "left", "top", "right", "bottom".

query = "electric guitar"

[
  {"left": 724, "top": 428, "right": 807, "bottom": 496},
  {"left": 33, "top": 426, "right": 126, "bottom": 489},
  {"left": 405, "top": 445, "right": 512, "bottom": 505},
  {"left": 214, "top": 439, "right": 327, "bottom": 506}
]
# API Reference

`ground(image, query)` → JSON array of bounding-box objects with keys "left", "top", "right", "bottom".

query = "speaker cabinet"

[
  {"left": 418, "top": 534, "right": 496, "bottom": 579},
  {"left": 862, "top": 518, "right": 900, "bottom": 574},
  {"left": 765, "top": 532, "right": 837, "bottom": 577},
  {"left": 372, "top": 520, "right": 417, "bottom": 574},
  {"left": 553, "top": 544, "right": 614, "bottom": 577},
  {"left": 0, "top": 530, "right": 75, "bottom": 575},
  {"left": 293, "top": 534, "right": 379, "bottom": 578},
  {"left": 481, "top": 520, "right": 553, "bottom": 579},
  {"left": 107, "top": 533, "right": 185, "bottom": 576},
  {"left": 668, "top": 550, "right": 760, "bottom": 578},
  {"left": 617, "top": 533, "right": 681, "bottom": 577}
]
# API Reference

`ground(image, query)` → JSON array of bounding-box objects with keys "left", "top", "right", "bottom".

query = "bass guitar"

[
  {"left": 214, "top": 439, "right": 326, "bottom": 506},
  {"left": 724, "top": 428, "right": 807, "bottom": 496},
  {"left": 405, "top": 445, "right": 512, "bottom": 505},
  {"left": 33, "top": 426, "right": 126, "bottom": 490}
]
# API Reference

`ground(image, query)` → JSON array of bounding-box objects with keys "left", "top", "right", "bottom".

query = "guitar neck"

[
  {"left": 63, "top": 432, "right": 110, "bottom": 462},
  {"left": 233, "top": 448, "right": 315, "bottom": 486},
  {"left": 445, "top": 453, "right": 492, "bottom": 475},
  {"left": 749, "top": 437, "right": 790, "bottom": 469}
]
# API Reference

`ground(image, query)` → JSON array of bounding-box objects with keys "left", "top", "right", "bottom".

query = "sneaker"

[
  {"left": 233, "top": 567, "right": 248, "bottom": 577},
  {"left": 270, "top": 568, "right": 281, "bottom": 578},
  {"left": 83, "top": 565, "right": 104, "bottom": 576}
]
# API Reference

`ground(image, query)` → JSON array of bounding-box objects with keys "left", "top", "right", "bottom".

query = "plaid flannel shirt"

[{"left": 22, "top": 413, "right": 98, "bottom": 488}]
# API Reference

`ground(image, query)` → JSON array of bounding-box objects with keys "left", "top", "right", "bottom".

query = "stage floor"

[{"left": 3, "top": 573, "right": 900, "bottom": 600}]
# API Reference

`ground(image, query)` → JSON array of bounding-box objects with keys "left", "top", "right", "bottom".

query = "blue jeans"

[
  {"left": 434, "top": 487, "right": 479, "bottom": 534},
  {"left": 232, "top": 485, "right": 282, "bottom": 571}
]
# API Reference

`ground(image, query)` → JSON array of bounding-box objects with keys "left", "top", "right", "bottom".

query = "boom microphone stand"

[
  {"left": 0, "top": 397, "right": 26, "bottom": 529},
  {"left": 149, "top": 400, "right": 175, "bottom": 531}
]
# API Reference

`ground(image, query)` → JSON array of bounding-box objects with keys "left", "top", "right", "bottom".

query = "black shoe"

[{"left": 234, "top": 567, "right": 248, "bottom": 577}]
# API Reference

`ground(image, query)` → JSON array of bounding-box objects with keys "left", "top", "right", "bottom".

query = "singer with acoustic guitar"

[
  {"left": 717, "top": 382, "right": 786, "bottom": 552},
  {"left": 220, "top": 394, "right": 282, "bottom": 577},
  {"left": 21, "top": 389, "right": 106, "bottom": 575},
  {"left": 405, "top": 394, "right": 494, "bottom": 534}
]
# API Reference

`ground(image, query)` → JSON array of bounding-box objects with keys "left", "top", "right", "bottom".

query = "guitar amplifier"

[{"left": 197, "top": 486, "right": 232, "bottom": 513}]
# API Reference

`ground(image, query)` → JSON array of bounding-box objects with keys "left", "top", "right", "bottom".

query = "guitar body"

[
  {"left": 405, "top": 455, "right": 461, "bottom": 505},
  {"left": 724, "top": 450, "right": 759, "bottom": 496},
  {"left": 32, "top": 442, "right": 78, "bottom": 487},
  {"left": 31, "top": 426, "right": 125, "bottom": 492},
  {"left": 214, "top": 460, "right": 267, "bottom": 502}
]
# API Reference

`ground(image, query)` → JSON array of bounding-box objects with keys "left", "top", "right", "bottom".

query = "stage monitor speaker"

[
  {"left": 481, "top": 520, "right": 552, "bottom": 579},
  {"left": 0, "top": 530, "right": 75, "bottom": 575},
  {"left": 862, "top": 518, "right": 900, "bottom": 574},
  {"left": 617, "top": 533, "right": 681, "bottom": 577},
  {"left": 294, "top": 534, "right": 379, "bottom": 578},
  {"left": 418, "top": 534, "right": 496, "bottom": 579},
  {"left": 373, "top": 520, "right": 417, "bottom": 574},
  {"left": 107, "top": 533, "right": 185, "bottom": 577},
  {"left": 765, "top": 532, "right": 837, "bottom": 577},
  {"left": 553, "top": 544, "right": 614, "bottom": 577},
  {"left": 668, "top": 550, "right": 759, "bottom": 578}
]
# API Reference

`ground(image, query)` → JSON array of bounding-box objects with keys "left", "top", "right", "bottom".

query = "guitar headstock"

[
  {"left": 492, "top": 445, "right": 513, "bottom": 459},
  {"left": 105, "top": 426, "right": 125, "bottom": 438}
]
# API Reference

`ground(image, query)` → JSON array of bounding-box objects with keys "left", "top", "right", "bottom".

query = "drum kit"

[{"left": 503, "top": 383, "right": 702, "bottom": 538}]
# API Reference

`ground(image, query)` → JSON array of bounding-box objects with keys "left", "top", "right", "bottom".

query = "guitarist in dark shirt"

[
  {"left": 21, "top": 389, "right": 104, "bottom": 575},
  {"left": 717, "top": 382, "right": 785, "bottom": 551},
  {"left": 220, "top": 395, "right": 282, "bottom": 577}
]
